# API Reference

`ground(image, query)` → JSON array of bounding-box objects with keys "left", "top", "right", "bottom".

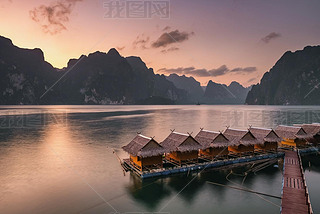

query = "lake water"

[{"left": 1, "top": 105, "right": 320, "bottom": 214}]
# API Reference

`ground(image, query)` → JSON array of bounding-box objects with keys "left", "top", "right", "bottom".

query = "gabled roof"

[
  {"left": 249, "top": 127, "right": 281, "bottom": 143},
  {"left": 122, "top": 134, "right": 165, "bottom": 157},
  {"left": 223, "top": 128, "right": 259, "bottom": 146},
  {"left": 275, "top": 125, "right": 310, "bottom": 139},
  {"left": 294, "top": 124, "right": 320, "bottom": 136},
  {"left": 161, "top": 131, "right": 201, "bottom": 153},
  {"left": 194, "top": 129, "right": 229, "bottom": 149}
]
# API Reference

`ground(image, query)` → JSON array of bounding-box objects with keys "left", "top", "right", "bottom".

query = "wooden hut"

[
  {"left": 249, "top": 127, "right": 280, "bottom": 152},
  {"left": 223, "top": 128, "right": 257, "bottom": 156},
  {"left": 275, "top": 125, "right": 310, "bottom": 148},
  {"left": 294, "top": 123, "right": 320, "bottom": 145},
  {"left": 161, "top": 131, "right": 202, "bottom": 165},
  {"left": 122, "top": 134, "right": 165, "bottom": 171},
  {"left": 194, "top": 129, "right": 229, "bottom": 160}
]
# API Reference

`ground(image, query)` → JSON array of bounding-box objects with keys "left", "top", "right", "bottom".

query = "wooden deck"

[
  {"left": 123, "top": 152, "right": 284, "bottom": 178},
  {"left": 281, "top": 150, "right": 313, "bottom": 214}
]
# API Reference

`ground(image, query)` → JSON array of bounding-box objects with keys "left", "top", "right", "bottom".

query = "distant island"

[{"left": 0, "top": 35, "right": 319, "bottom": 105}]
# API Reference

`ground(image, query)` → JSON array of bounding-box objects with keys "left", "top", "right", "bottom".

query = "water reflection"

[
  {"left": 124, "top": 164, "right": 281, "bottom": 211},
  {"left": 302, "top": 154, "right": 320, "bottom": 213},
  {"left": 126, "top": 174, "right": 171, "bottom": 210},
  {"left": 0, "top": 105, "right": 320, "bottom": 214}
]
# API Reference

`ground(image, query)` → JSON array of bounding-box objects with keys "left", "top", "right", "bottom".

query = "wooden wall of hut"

[
  {"left": 166, "top": 151, "right": 198, "bottom": 165},
  {"left": 254, "top": 142, "right": 278, "bottom": 151},
  {"left": 280, "top": 138, "right": 306, "bottom": 148},
  {"left": 199, "top": 147, "right": 228, "bottom": 159},
  {"left": 130, "top": 155, "right": 142, "bottom": 170},
  {"left": 228, "top": 145, "right": 254, "bottom": 155},
  {"left": 130, "top": 155, "right": 163, "bottom": 171}
]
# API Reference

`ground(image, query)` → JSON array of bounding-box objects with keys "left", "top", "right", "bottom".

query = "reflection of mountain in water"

[{"left": 0, "top": 112, "right": 68, "bottom": 142}]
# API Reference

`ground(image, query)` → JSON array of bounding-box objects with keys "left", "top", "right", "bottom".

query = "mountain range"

[
  {"left": 166, "top": 74, "right": 251, "bottom": 104},
  {"left": 0, "top": 35, "right": 250, "bottom": 105},
  {"left": 0, "top": 36, "right": 187, "bottom": 104}
]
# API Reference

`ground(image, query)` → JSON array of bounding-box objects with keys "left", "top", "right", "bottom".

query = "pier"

[{"left": 281, "top": 150, "right": 313, "bottom": 214}]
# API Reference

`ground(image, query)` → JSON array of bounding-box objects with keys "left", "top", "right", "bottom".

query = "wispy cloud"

[
  {"left": 132, "top": 34, "right": 150, "bottom": 49},
  {"left": 158, "top": 65, "right": 257, "bottom": 77},
  {"left": 30, "top": 0, "right": 83, "bottom": 35},
  {"left": 151, "top": 30, "right": 194, "bottom": 48},
  {"left": 158, "top": 67, "right": 210, "bottom": 77},
  {"left": 160, "top": 47, "right": 179, "bottom": 53},
  {"left": 261, "top": 32, "right": 281, "bottom": 43},
  {"left": 247, "top": 77, "right": 258, "bottom": 84},
  {"left": 116, "top": 46, "right": 125, "bottom": 51},
  {"left": 209, "top": 65, "right": 230, "bottom": 77},
  {"left": 230, "top": 67, "right": 257, "bottom": 72},
  {"left": 162, "top": 26, "right": 171, "bottom": 31}
]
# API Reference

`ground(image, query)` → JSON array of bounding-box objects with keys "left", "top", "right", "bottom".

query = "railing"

[{"left": 297, "top": 149, "right": 313, "bottom": 214}]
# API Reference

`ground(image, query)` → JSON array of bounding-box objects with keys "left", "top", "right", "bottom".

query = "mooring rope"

[
  {"left": 225, "top": 170, "right": 281, "bottom": 208},
  {"left": 206, "top": 181, "right": 282, "bottom": 199}
]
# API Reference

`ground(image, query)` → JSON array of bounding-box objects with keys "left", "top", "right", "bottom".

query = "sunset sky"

[{"left": 1, "top": 0, "right": 320, "bottom": 86}]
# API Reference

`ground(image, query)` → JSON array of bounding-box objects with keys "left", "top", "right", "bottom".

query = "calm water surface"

[{"left": 1, "top": 105, "right": 320, "bottom": 214}]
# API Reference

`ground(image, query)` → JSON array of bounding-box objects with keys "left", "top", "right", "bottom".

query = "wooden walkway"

[{"left": 281, "top": 150, "right": 312, "bottom": 214}]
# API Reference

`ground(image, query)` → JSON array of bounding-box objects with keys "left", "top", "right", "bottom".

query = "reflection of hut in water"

[
  {"left": 223, "top": 128, "right": 257, "bottom": 156},
  {"left": 194, "top": 129, "right": 229, "bottom": 160},
  {"left": 294, "top": 123, "right": 320, "bottom": 145},
  {"left": 249, "top": 127, "right": 280, "bottom": 152},
  {"left": 125, "top": 174, "right": 171, "bottom": 210},
  {"left": 275, "top": 125, "right": 310, "bottom": 148},
  {"left": 166, "top": 173, "right": 205, "bottom": 203},
  {"left": 161, "top": 131, "right": 202, "bottom": 165},
  {"left": 122, "top": 134, "right": 165, "bottom": 171}
]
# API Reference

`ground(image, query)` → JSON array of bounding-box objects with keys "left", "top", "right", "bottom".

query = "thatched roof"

[
  {"left": 161, "top": 131, "right": 202, "bottom": 153},
  {"left": 275, "top": 125, "right": 310, "bottom": 140},
  {"left": 294, "top": 124, "right": 320, "bottom": 136},
  {"left": 122, "top": 134, "right": 165, "bottom": 158},
  {"left": 249, "top": 127, "right": 281, "bottom": 143},
  {"left": 223, "top": 128, "right": 259, "bottom": 146},
  {"left": 194, "top": 129, "right": 229, "bottom": 149}
]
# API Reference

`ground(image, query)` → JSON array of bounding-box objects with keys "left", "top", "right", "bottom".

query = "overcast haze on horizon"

[{"left": 1, "top": 0, "right": 320, "bottom": 86}]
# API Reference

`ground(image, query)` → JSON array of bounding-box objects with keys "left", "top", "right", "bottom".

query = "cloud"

[
  {"left": 116, "top": 46, "right": 125, "bottom": 51},
  {"left": 132, "top": 34, "right": 150, "bottom": 49},
  {"left": 30, "top": 0, "right": 83, "bottom": 34},
  {"left": 209, "top": 65, "right": 230, "bottom": 77},
  {"left": 158, "top": 67, "right": 212, "bottom": 77},
  {"left": 230, "top": 67, "right": 257, "bottom": 73},
  {"left": 162, "top": 26, "right": 171, "bottom": 31},
  {"left": 160, "top": 47, "right": 179, "bottom": 53},
  {"left": 261, "top": 32, "right": 281, "bottom": 43},
  {"left": 158, "top": 65, "right": 257, "bottom": 77},
  {"left": 247, "top": 77, "right": 258, "bottom": 83},
  {"left": 151, "top": 30, "right": 194, "bottom": 48}
]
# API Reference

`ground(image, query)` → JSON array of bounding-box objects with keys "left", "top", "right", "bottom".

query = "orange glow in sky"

[{"left": 1, "top": 0, "right": 320, "bottom": 86}]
